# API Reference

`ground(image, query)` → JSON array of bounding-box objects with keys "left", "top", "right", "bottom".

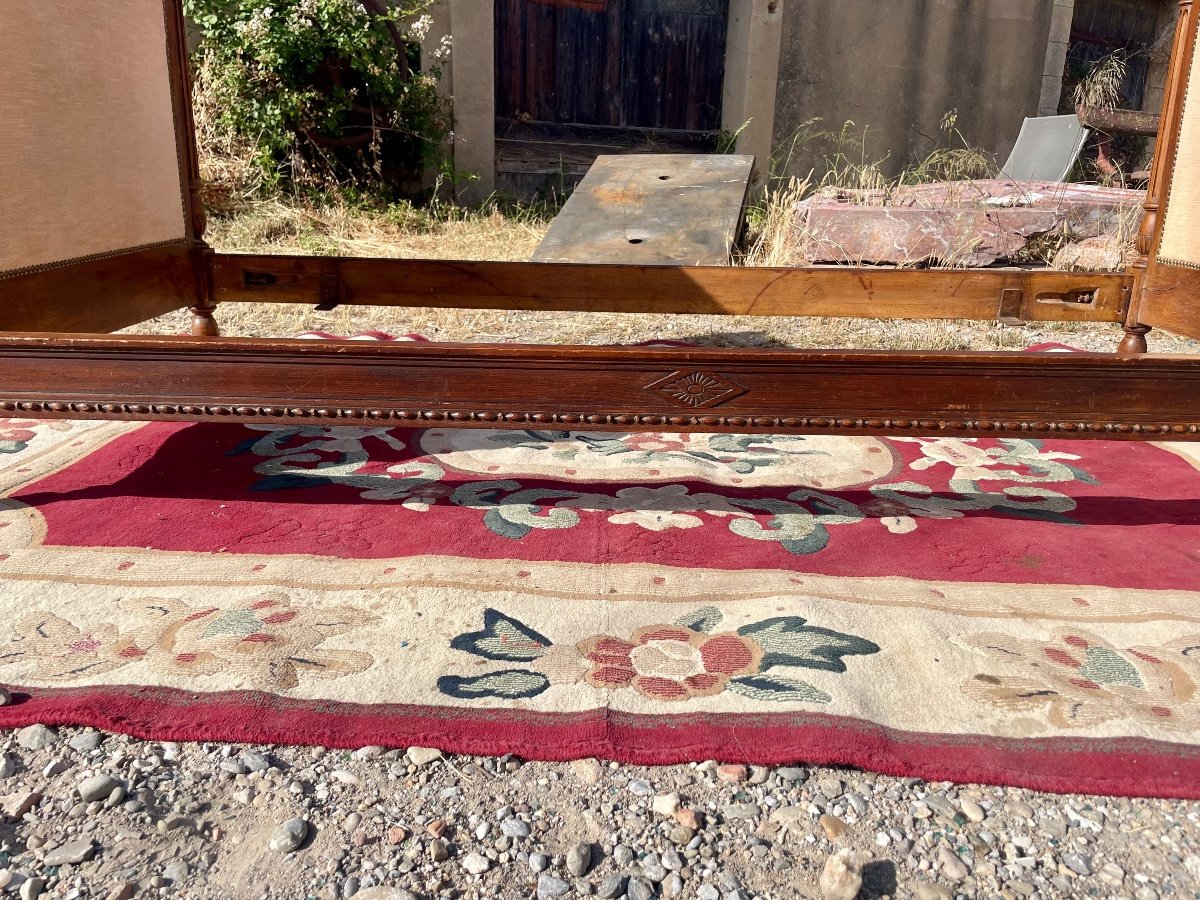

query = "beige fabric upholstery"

[
  {"left": 0, "top": 0, "right": 187, "bottom": 276},
  {"left": 1160, "top": 23, "right": 1200, "bottom": 270}
]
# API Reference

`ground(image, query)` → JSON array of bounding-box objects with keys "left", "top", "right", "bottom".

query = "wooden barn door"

[{"left": 495, "top": 0, "right": 728, "bottom": 133}]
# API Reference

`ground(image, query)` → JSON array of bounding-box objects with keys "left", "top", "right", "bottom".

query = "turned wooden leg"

[
  {"left": 190, "top": 301, "right": 220, "bottom": 337},
  {"left": 1118, "top": 323, "right": 1151, "bottom": 354}
]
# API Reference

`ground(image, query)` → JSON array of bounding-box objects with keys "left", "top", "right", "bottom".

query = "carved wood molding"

[{"left": 3, "top": 400, "right": 1200, "bottom": 440}]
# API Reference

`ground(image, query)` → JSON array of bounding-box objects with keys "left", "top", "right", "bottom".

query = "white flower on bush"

[{"left": 407, "top": 14, "right": 433, "bottom": 41}]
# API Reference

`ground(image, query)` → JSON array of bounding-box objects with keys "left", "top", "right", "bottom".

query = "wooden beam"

[
  {"left": 0, "top": 333, "right": 1198, "bottom": 440},
  {"left": 1077, "top": 106, "right": 1161, "bottom": 137},
  {"left": 211, "top": 254, "right": 1133, "bottom": 323}
]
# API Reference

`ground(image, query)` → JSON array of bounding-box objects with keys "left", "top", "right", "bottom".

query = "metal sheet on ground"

[{"left": 531, "top": 154, "right": 753, "bottom": 265}]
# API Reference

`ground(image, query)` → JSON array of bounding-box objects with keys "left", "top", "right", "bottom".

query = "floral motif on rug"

[{"left": 1, "top": 412, "right": 1200, "bottom": 797}]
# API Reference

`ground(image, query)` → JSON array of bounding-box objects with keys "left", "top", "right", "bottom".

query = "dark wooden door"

[{"left": 495, "top": 0, "right": 728, "bottom": 132}]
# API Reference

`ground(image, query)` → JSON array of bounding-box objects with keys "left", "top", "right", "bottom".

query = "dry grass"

[{"left": 206, "top": 198, "right": 549, "bottom": 261}]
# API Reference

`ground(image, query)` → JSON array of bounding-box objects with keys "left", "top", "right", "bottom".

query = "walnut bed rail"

[{"left": 2, "top": 334, "right": 1200, "bottom": 441}]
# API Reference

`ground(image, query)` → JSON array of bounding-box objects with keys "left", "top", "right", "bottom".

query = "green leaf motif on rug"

[
  {"left": 727, "top": 675, "right": 831, "bottom": 704},
  {"left": 675, "top": 607, "right": 722, "bottom": 634},
  {"left": 437, "top": 669, "right": 551, "bottom": 700},
  {"left": 450, "top": 608, "right": 552, "bottom": 662},
  {"left": 1078, "top": 646, "right": 1144, "bottom": 689},
  {"left": 738, "top": 617, "right": 882, "bottom": 673}
]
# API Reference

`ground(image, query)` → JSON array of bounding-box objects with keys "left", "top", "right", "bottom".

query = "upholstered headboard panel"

[
  {"left": 1159, "top": 9, "right": 1200, "bottom": 271},
  {"left": 0, "top": 0, "right": 188, "bottom": 278}
]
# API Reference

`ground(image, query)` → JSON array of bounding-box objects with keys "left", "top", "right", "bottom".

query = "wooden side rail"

[
  {"left": 211, "top": 254, "right": 1133, "bottom": 324},
  {"left": 1, "top": 333, "right": 1198, "bottom": 439}
]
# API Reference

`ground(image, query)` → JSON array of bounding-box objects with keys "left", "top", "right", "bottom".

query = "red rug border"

[{"left": 2, "top": 685, "right": 1197, "bottom": 799}]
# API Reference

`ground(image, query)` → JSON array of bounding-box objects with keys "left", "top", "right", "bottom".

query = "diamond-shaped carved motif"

[{"left": 644, "top": 370, "right": 748, "bottom": 409}]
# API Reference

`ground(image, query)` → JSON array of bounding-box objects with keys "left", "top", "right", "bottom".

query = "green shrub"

[{"left": 185, "top": 0, "right": 450, "bottom": 197}]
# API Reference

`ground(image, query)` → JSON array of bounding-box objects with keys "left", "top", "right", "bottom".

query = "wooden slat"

[
  {"left": 211, "top": 253, "right": 1133, "bottom": 323},
  {"left": 1, "top": 333, "right": 1199, "bottom": 440},
  {"left": 532, "top": 154, "right": 752, "bottom": 264}
]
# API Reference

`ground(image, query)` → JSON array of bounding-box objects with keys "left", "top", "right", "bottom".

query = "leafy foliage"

[{"left": 185, "top": 0, "right": 450, "bottom": 196}]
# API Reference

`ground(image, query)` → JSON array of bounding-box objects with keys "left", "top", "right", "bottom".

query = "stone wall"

[{"left": 772, "top": 0, "right": 1055, "bottom": 180}]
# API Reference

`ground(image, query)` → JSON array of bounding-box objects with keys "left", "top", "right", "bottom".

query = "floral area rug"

[{"left": 2, "top": 339, "right": 1200, "bottom": 797}]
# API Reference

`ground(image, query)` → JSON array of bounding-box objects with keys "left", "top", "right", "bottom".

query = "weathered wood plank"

[{"left": 532, "top": 154, "right": 753, "bottom": 264}]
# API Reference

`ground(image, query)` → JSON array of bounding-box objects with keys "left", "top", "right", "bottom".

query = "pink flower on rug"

[
  {"left": 0, "top": 419, "right": 40, "bottom": 454},
  {"left": 577, "top": 625, "right": 763, "bottom": 701},
  {"left": 622, "top": 434, "right": 693, "bottom": 453}
]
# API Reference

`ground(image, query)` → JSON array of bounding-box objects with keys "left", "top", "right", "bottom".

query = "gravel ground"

[{"left": 0, "top": 722, "right": 1196, "bottom": 900}]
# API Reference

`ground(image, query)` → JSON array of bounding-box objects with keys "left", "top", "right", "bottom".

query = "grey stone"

[
  {"left": 428, "top": 839, "right": 449, "bottom": 862},
  {"left": 959, "top": 798, "right": 986, "bottom": 823},
  {"left": 42, "top": 839, "right": 96, "bottom": 866},
  {"left": 938, "top": 845, "right": 970, "bottom": 881},
  {"left": 240, "top": 750, "right": 271, "bottom": 772},
  {"left": 529, "top": 853, "right": 549, "bottom": 873},
  {"left": 598, "top": 874, "right": 628, "bottom": 899},
  {"left": 1062, "top": 853, "right": 1093, "bottom": 876},
  {"left": 1009, "top": 800, "right": 1035, "bottom": 818},
  {"left": 77, "top": 775, "right": 122, "bottom": 803},
  {"left": 536, "top": 875, "right": 570, "bottom": 898},
  {"left": 68, "top": 731, "right": 103, "bottom": 753},
  {"left": 268, "top": 818, "right": 307, "bottom": 854},
  {"left": 461, "top": 852, "right": 490, "bottom": 875},
  {"left": 0, "top": 755, "right": 15, "bottom": 779},
  {"left": 627, "top": 877, "right": 655, "bottom": 900},
  {"left": 18, "top": 878, "right": 43, "bottom": 900},
  {"left": 614, "top": 845, "right": 636, "bottom": 866},
  {"left": 501, "top": 818, "right": 530, "bottom": 839},
  {"left": 163, "top": 860, "right": 190, "bottom": 883},
  {"left": 16, "top": 725, "right": 57, "bottom": 751},
  {"left": 668, "top": 825, "right": 694, "bottom": 845},
  {"left": 567, "top": 842, "right": 594, "bottom": 877},
  {"left": 407, "top": 747, "right": 443, "bottom": 766},
  {"left": 776, "top": 767, "right": 809, "bottom": 783},
  {"left": 720, "top": 803, "right": 759, "bottom": 820},
  {"left": 628, "top": 779, "right": 653, "bottom": 796},
  {"left": 697, "top": 888, "right": 720, "bottom": 900},
  {"left": 845, "top": 793, "right": 868, "bottom": 816},
  {"left": 643, "top": 865, "right": 667, "bottom": 883}
]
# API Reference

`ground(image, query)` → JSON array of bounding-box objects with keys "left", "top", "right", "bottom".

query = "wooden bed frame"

[{"left": 3, "top": 0, "right": 1200, "bottom": 441}]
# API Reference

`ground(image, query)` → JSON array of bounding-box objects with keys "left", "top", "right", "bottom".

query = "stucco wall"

[{"left": 773, "top": 0, "right": 1055, "bottom": 179}]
